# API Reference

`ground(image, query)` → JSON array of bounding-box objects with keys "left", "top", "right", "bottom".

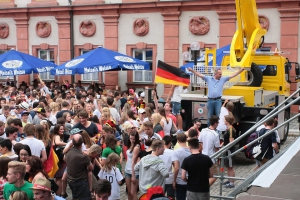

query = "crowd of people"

[{"left": 0, "top": 69, "right": 280, "bottom": 200}]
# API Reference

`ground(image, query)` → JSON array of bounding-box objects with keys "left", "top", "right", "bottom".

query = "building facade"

[{"left": 0, "top": 0, "right": 299, "bottom": 102}]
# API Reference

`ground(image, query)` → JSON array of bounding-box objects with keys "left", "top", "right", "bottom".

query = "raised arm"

[
  {"left": 166, "top": 85, "right": 175, "bottom": 103},
  {"left": 188, "top": 67, "right": 205, "bottom": 79},
  {"left": 229, "top": 68, "right": 245, "bottom": 79}
]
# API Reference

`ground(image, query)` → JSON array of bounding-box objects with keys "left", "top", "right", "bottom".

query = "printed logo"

[
  {"left": 2, "top": 60, "right": 23, "bottom": 68},
  {"left": 114, "top": 56, "right": 135, "bottom": 63},
  {"left": 65, "top": 58, "right": 84, "bottom": 68}
]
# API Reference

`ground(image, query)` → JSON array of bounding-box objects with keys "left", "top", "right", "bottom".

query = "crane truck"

[{"left": 180, "top": 0, "right": 300, "bottom": 147}]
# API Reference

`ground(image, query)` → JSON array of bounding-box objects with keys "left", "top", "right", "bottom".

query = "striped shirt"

[{"left": 203, "top": 76, "right": 229, "bottom": 98}]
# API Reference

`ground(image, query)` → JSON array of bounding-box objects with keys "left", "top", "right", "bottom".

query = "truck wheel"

[
  {"left": 248, "top": 63, "right": 263, "bottom": 86},
  {"left": 282, "top": 111, "right": 290, "bottom": 142}
]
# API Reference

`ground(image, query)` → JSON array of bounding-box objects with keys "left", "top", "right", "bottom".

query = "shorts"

[
  {"left": 187, "top": 191, "right": 209, "bottom": 200},
  {"left": 125, "top": 173, "right": 139, "bottom": 179},
  {"left": 171, "top": 101, "right": 181, "bottom": 115},
  {"left": 224, "top": 150, "right": 233, "bottom": 168}
]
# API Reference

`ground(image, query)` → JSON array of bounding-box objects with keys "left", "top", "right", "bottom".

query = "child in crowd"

[{"left": 98, "top": 153, "right": 124, "bottom": 200}]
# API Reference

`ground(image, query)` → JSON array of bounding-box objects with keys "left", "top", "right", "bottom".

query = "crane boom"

[{"left": 230, "top": 0, "right": 267, "bottom": 68}]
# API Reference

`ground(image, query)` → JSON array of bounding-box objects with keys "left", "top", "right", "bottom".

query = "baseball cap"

[
  {"left": 129, "top": 89, "right": 134, "bottom": 94},
  {"left": 140, "top": 92, "right": 145, "bottom": 97},
  {"left": 30, "top": 178, "right": 51, "bottom": 192},
  {"left": 36, "top": 108, "right": 46, "bottom": 114},
  {"left": 21, "top": 111, "right": 30, "bottom": 116},
  {"left": 70, "top": 128, "right": 83, "bottom": 135},
  {"left": 19, "top": 102, "right": 29, "bottom": 110},
  {"left": 105, "top": 120, "right": 116, "bottom": 129}
]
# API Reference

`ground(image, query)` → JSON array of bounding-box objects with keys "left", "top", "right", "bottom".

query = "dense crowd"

[{"left": 0, "top": 74, "right": 280, "bottom": 200}]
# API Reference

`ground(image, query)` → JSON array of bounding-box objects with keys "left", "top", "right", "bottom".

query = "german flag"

[{"left": 155, "top": 60, "right": 190, "bottom": 86}]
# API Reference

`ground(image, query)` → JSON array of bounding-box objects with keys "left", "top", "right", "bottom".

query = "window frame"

[
  {"left": 38, "top": 49, "right": 55, "bottom": 80},
  {"left": 132, "top": 48, "right": 153, "bottom": 83}
]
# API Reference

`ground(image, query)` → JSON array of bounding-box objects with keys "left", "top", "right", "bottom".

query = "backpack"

[{"left": 244, "top": 131, "right": 258, "bottom": 159}]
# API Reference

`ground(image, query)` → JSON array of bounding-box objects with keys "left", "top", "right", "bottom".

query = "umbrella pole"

[{"left": 14, "top": 75, "right": 17, "bottom": 87}]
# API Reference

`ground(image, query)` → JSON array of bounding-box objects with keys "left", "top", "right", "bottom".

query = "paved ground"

[{"left": 65, "top": 116, "right": 300, "bottom": 200}]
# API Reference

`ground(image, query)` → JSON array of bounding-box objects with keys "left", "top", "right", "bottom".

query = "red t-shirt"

[{"left": 168, "top": 113, "right": 177, "bottom": 125}]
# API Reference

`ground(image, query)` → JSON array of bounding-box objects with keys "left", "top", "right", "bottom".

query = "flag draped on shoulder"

[{"left": 155, "top": 60, "right": 190, "bottom": 86}]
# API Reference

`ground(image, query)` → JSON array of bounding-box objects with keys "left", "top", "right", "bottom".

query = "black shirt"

[
  {"left": 181, "top": 153, "right": 213, "bottom": 193},
  {"left": 72, "top": 122, "right": 99, "bottom": 137},
  {"left": 223, "top": 127, "right": 236, "bottom": 152},
  {"left": 138, "top": 150, "right": 152, "bottom": 159},
  {"left": 258, "top": 128, "right": 277, "bottom": 159}
]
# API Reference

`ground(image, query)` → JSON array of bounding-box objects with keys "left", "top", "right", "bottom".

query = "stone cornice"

[{"left": 161, "top": 11, "right": 181, "bottom": 17}]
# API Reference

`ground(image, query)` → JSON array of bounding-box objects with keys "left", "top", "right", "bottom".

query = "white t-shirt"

[
  {"left": 170, "top": 86, "right": 183, "bottom": 103},
  {"left": 0, "top": 133, "right": 7, "bottom": 139},
  {"left": 217, "top": 107, "right": 229, "bottom": 132},
  {"left": 93, "top": 109, "right": 101, "bottom": 119},
  {"left": 172, "top": 147, "right": 191, "bottom": 185},
  {"left": 98, "top": 167, "right": 123, "bottom": 200},
  {"left": 65, "top": 141, "right": 87, "bottom": 152},
  {"left": 19, "top": 138, "right": 46, "bottom": 157},
  {"left": 198, "top": 128, "right": 220, "bottom": 163},
  {"left": 159, "top": 148, "right": 174, "bottom": 184},
  {"left": 109, "top": 107, "right": 120, "bottom": 124}
]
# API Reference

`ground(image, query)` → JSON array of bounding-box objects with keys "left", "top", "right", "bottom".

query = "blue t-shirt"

[{"left": 203, "top": 76, "right": 229, "bottom": 98}]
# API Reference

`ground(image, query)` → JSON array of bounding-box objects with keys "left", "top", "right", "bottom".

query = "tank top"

[
  {"left": 125, "top": 148, "right": 139, "bottom": 175},
  {"left": 162, "top": 118, "right": 172, "bottom": 136}
]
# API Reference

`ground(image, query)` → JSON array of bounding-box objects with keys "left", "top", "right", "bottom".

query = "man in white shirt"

[
  {"left": 172, "top": 133, "right": 191, "bottom": 200},
  {"left": 19, "top": 124, "right": 47, "bottom": 162},
  {"left": 198, "top": 115, "right": 220, "bottom": 185},
  {"left": 107, "top": 97, "right": 120, "bottom": 125},
  {"left": 0, "top": 105, "right": 10, "bottom": 123},
  {"left": 159, "top": 135, "right": 175, "bottom": 199}
]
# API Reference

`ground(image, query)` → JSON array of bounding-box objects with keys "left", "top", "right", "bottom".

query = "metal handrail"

[
  {"left": 210, "top": 90, "right": 300, "bottom": 160},
  {"left": 227, "top": 113, "right": 300, "bottom": 158}
]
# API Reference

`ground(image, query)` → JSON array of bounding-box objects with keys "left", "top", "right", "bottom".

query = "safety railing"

[{"left": 209, "top": 87, "right": 300, "bottom": 199}]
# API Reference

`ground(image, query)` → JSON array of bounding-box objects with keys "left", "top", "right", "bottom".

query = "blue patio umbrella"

[
  {"left": 51, "top": 47, "right": 150, "bottom": 75},
  {"left": 0, "top": 49, "right": 57, "bottom": 76},
  {"left": 180, "top": 44, "right": 231, "bottom": 74}
]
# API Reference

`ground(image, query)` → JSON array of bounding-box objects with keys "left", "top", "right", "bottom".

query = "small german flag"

[{"left": 155, "top": 60, "right": 190, "bottom": 86}]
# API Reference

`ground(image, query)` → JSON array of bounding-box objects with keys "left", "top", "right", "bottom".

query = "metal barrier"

[{"left": 209, "top": 88, "right": 300, "bottom": 199}]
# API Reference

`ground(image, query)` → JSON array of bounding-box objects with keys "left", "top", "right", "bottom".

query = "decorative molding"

[
  {"left": 0, "top": 0, "right": 15, "bottom": 8},
  {"left": 259, "top": 15, "right": 270, "bottom": 30},
  {"left": 0, "top": 23, "right": 9, "bottom": 39},
  {"left": 136, "top": 42, "right": 147, "bottom": 49},
  {"left": 133, "top": 19, "right": 149, "bottom": 36},
  {"left": 189, "top": 16, "right": 210, "bottom": 35},
  {"left": 161, "top": 11, "right": 181, "bottom": 18},
  {"left": 72, "top": 0, "right": 104, "bottom": 5},
  {"left": 79, "top": 20, "right": 96, "bottom": 37},
  {"left": 36, "top": 22, "right": 51, "bottom": 38},
  {"left": 28, "top": 0, "right": 57, "bottom": 7},
  {"left": 0, "top": 44, "right": 15, "bottom": 50}
]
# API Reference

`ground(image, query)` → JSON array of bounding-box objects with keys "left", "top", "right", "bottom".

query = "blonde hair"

[
  {"left": 151, "top": 113, "right": 162, "bottom": 126},
  {"left": 49, "top": 102, "right": 60, "bottom": 112},
  {"left": 102, "top": 107, "right": 111, "bottom": 118},
  {"left": 9, "top": 190, "right": 29, "bottom": 200},
  {"left": 103, "top": 153, "right": 119, "bottom": 172},
  {"left": 121, "top": 103, "right": 131, "bottom": 122},
  {"left": 55, "top": 98, "right": 63, "bottom": 109},
  {"left": 8, "top": 161, "right": 26, "bottom": 177}
]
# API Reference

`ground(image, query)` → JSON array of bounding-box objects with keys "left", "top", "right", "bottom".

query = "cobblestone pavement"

[{"left": 66, "top": 117, "right": 300, "bottom": 200}]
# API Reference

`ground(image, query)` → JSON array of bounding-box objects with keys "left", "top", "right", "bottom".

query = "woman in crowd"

[
  {"left": 101, "top": 134, "right": 122, "bottom": 172},
  {"left": 62, "top": 112, "right": 72, "bottom": 124},
  {"left": 8, "top": 191, "right": 29, "bottom": 200},
  {"left": 151, "top": 113, "right": 164, "bottom": 138},
  {"left": 0, "top": 157, "right": 11, "bottom": 200},
  {"left": 52, "top": 124, "right": 67, "bottom": 195},
  {"left": 158, "top": 107, "right": 173, "bottom": 136},
  {"left": 120, "top": 103, "right": 131, "bottom": 124},
  {"left": 126, "top": 110, "right": 139, "bottom": 130},
  {"left": 81, "top": 130, "right": 94, "bottom": 149},
  {"left": 19, "top": 144, "right": 32, "bottom": 163},
  {"left": 26, "top": 156, "right": 49, "bottom": 184},
  {"left": 124, "top": 131, "right": 141, "bottom": 200},
  {"left": 90, "top": 115, "right": 102, "bottom": 133},
  {"left": 35, "top": 125, "right": 51, "bottom": 157}
]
